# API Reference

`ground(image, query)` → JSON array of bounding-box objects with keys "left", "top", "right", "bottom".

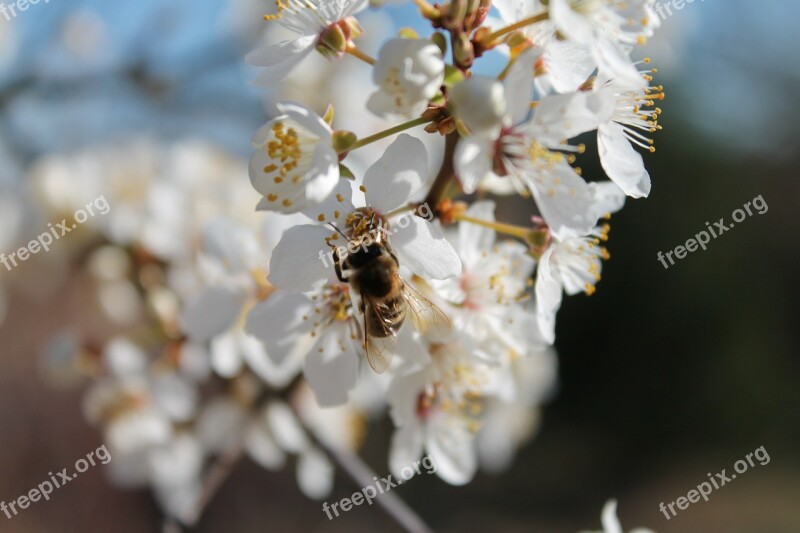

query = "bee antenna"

[{"left": 328, "top": 223, "right": 351, "bottom": 241}]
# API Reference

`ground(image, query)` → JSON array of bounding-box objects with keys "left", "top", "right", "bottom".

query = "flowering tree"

[{"left": 37, "top": 0, "right": 665, "bottom": 529}]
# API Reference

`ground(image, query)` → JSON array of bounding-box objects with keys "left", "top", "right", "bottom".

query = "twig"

[
  {"left": 314, "top": 436, "right": 434, "bottom": 533},
  {"left": 181, "top": 446, "right": 244, "bottom": 527}
]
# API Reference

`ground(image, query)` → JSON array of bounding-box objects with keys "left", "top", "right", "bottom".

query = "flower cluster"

[
  {"left": 26, "top": 0, "right": 665, "bottom": 527},
  {"left": 242, "top": 0, "right": 664, "bottom": 488}
]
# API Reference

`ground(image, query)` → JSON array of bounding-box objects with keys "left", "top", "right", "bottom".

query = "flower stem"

[
  {"left": 345, "top": 45, "right": 376, "bottom": 65},
  {"left": 485, "top": 12, "right": 549, "bottom": 43},
  {"left": 350, "top": 117, "right": 434, "bottom": 151},
  {"left": 454, "top": 213, "right": 531, "bottom": 239}
]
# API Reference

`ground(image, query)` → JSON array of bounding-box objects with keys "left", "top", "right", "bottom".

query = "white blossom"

[
  {"left": 579, "top": 499, "right": 655, "bottom": 533},
  {"left": 368, "top": 38, "right": 445, "bottom": 119},
  {"left": 549, "top": 0, "right": 660, "bottom": 89},
  {"left": 249, "top": 102, "right": 340, "bottom": 214},
  {"left": 246, "top": 0, "right": 367, "bottom": 86}
]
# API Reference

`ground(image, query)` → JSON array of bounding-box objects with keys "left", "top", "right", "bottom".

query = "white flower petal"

[
  {"left": 267, "top": 401, "right": 308, "bottom": 454},
  {"left": 528, "top": 161, "right": 598, "bottom": 240},
  {"left": 393, "top": 217, "right": 461, "bottom": 280},
  {"left": 389, "top": 425, "right": 425, "bottom": 479},
  {"left": 240, "top": 332, "right": 304, "bottom": 388},
  {"left": 450, "top": 77, "right": 507, "bottom": 136},
  {"left": 151, "top": 373, "right": 198, "bottom": 422},
  {"left": 387, "top": 369, "right": 429, "bottom": 427},
  {"left": 530, "top": 91, "right": 614, "bottom": 142},
  {"left": 304, "top": 323, "right": 360, "bottom": 407},
  {"left": 454, "top": 136, "right": 495, "bottom": 194},
  {"left": 301, "top": 177, "right": 355, "bottom": 227},
  {"left": 202, "top": 217, "right": 261, "bottom": 272},
  {"left": 549, "top": 0, "right": 594, "bottom": 45},
  {"left": 368, "top": 38, "right": 445, "bottom": 119},
  {"left": 276, "top": 101, "right": 335, "bottom": 142},
  {"left": 103, "top": 338, "right": 147, "bottom": 378},
  {"left": 600, "top": 499, "right": 624, "bottom": 533},
  {"left": 250, "top": 104, "right": 339, "bottom": 214},
  {"left": 268, "top": 224, "right": 335, "bottom": 292},
  {"left": 426, "top": 417, "right": 477, "bottom": 485},
  {"left": 541, "top": 40, "right": 596, "bottom": 94},
  {"left": 180, "top": 286, "right": 247, "bottom": 341},
  {"left": 458, "top": 200, "right": 496, "bottom": 267},
  {"left": 196, "top": 398, "right": 246, "bottom": 453},
  {"left": 247, "top": 36, "right": 316, "bottom": 87},
  {"left": 245, "top": 291, "right": 316, "bottom": 365},
  {"left": 210, "top": 332, "right": 244, "bottom": 378},
  {"left": 245, "top": 413, "right": 287, "bottom": 471},
  {"left": 297, "top": 447, "right": 334, "bottom": 500},
  {"left": 598, "top": 122, "right": 651, "bottom": 198},
  {"left": 588, "top": 181, "right": 626, "bottom": 218},
  {"left": 503, "top": 47, "right": 541, "bottom": 125},
  {"left": 535, "top": 247, "right": 562, "bottom": 314},
  {"left": 364, "top": 134, "right": 429, "bottom": 212},
  {"left": 593, "top": 36, "right": 647, "bottom": 89}
]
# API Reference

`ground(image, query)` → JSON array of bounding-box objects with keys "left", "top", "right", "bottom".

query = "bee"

[{"left": 328, "top": 211, "right": 448, "bottom": 373}]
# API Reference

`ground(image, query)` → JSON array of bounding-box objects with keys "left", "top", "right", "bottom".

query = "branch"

[
  {"left": 424, "top": 131, "right": 461, "bottom": 212},
  {"left": 312, "top": 434, "right": 434, "bottom": 533}
]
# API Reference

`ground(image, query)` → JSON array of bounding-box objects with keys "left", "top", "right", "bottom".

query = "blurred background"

[{"left": 0, "top": 1, "right": 798, "bottom": 531}]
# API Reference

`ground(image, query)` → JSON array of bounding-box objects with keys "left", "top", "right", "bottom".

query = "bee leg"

[
  {"left": 387, "top": 245, "right": 400, "bottom": 266},
  {"left": 331, "top": 245, "right": 347, "bottom": 283},
  {"left": 360, "top": 300, "right": 368, "bottom": 350}
]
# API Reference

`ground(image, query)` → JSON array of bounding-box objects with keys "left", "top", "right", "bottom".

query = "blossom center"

[
  {"left": 263, "top": 0, "right": 331, "bottom": 32},
  {"left": 344, "top": 207, "right": 390, "bottom": 243},
  {"left": 260, "top": 121, "right": 319, "bottom": 208},
  {"left": 306, "top": 283, "right": 355, "bottom": 338},
  {"left": 611, "top": 74, "right": 665, "bottom": 153}
]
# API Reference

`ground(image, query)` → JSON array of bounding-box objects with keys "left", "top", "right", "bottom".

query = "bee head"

[{"left": 346, "top": 242, "right": 384, "bottom": 268}]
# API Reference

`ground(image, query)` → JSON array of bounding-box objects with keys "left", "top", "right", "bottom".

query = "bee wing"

[
  {"left": 361, "top": 296, "right": 396, "bottom": 374},
  {"left": 401, "top": 280, "right": 451, "bottom": 337}
]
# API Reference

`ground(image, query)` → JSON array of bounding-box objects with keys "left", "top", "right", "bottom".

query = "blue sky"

[{"left": 0, "top": 0, "right": 797, "bottom": 164}]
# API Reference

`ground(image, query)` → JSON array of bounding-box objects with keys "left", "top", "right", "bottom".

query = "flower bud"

[
  {"left": 452, "top": 32, "right": 474, "bottom": 68},
  {"left": 316, "top": 23, "right": 349, "bottom": 58},
  {"left": 332, "top": 130, "right": 358, "bottom": 153},
  {"left": 342, "top": 16, "right": 363, "bottom": 40}
]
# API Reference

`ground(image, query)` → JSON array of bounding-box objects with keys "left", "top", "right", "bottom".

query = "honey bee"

[{"left": 329, "top": 211, "right": 449, "bottom": 373}]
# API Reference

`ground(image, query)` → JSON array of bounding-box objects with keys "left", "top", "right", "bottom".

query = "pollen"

[
  {"left": 282, "top": 199, "right": 292, "bottom": 207},
  {"left": 317, "top": 214, "right": 326, "bottom": 221},
  {"left": 267, "top": 193, "right": 278, "bottom": 202},
  {"left": 265, "top": 122, "right": 301, "bottom": 162}
]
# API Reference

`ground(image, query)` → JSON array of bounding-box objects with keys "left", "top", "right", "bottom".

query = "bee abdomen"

[{"left": 367, "top": 296, "right": 406, "bottom": 337}]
